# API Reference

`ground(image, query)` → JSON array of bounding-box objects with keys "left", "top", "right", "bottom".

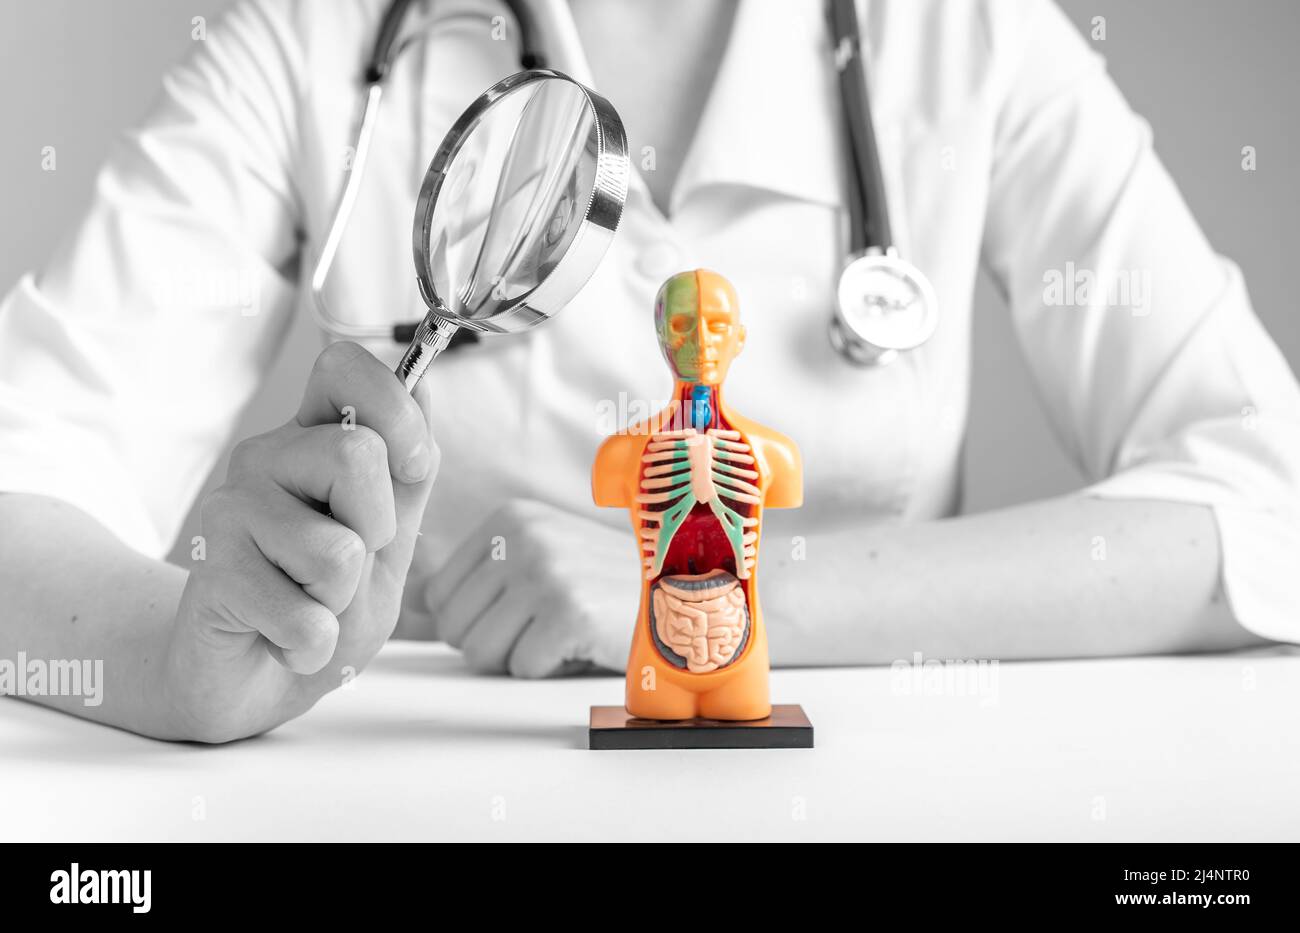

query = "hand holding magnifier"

[{"left": 396, "top": 70, "right": 630, "bottom": 392}]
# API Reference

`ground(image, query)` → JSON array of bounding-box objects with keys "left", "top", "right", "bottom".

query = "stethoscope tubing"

[{"left": 830, "top": 0, "right": 892, "bottom": 254}]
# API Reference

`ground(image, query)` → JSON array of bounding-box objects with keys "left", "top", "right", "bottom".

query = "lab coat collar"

[
  {"left": 534, "top": 0, "right": 845, "bottom": 216},
  {"left": 669, "top": 0, "right": 845, "bottom": 214}
]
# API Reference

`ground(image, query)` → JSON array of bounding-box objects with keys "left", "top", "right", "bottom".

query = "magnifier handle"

[{"left": 395, "top": 314, "right": 460, "bottom": 393}]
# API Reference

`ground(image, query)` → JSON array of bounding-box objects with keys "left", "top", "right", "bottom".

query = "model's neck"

[{"left": 674, "top": 381, "right": 722, "bottom": 430}]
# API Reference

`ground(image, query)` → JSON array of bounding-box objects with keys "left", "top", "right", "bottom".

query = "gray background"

[{"left": 2, "top": 0, "right": 1297, "bottom": 560}]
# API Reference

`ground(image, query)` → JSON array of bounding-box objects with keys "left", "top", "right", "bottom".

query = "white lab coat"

[{"left": 2, "top": 0, "right": 1298, "bottom": 639}]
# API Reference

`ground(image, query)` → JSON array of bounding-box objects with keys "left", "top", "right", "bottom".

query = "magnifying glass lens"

[
  {"left": 429, "top": 80, "right": 597, "bottom": 322},
  {"left": 399, "top": 70, "right": 628, "bottom": 392}
]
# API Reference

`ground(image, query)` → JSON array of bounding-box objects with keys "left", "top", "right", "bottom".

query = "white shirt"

[{"left": 2, "top": 0, "right": 1298, "bottom": 640}]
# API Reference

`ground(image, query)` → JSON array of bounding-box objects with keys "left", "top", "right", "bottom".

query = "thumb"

[{"left": 378, "top": 377, "right": 439, "bottom": 576}]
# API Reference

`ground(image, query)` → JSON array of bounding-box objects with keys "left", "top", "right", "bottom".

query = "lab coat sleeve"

[
  {"left": 980, "top": 0, "right": 1300, "bottom": 642},
  {"left": 0, "top": 0, "right": 305, "bottom": 558}
]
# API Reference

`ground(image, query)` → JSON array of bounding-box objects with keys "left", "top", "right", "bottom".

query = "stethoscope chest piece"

[{"left": 830, "top": 247, "right": 939, "bottom": 366}]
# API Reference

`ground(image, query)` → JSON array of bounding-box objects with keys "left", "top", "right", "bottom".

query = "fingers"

[
  {"left": 291, "top": 343, "right": 439, "bottom": 568},
  {"left": 259, "top": 424, "right": 397, "bottom": 551},
  {"left": 423, "top": 515, "right": 495, "bottom": 620},
  {"left": 424, "top": 500, "right": 550, "bottom": 631},
  {"left": 195, "top": 500, "right": 340, "bottom": 675},
  {"left": 459, "top": 587, "right": 534, "bottom": 674},
  {"left": 506, "top": 597, "right": 579, "bottom": 679},
  {"left": 377, "top": 377, "right": 438, "bottom": 577},
  {"left": 429, "top": 554, "right": 506, "bottom": 647},
  {"left": 424, "top": 500, "right": 634, "bottom": 677},
  {"left": 457, "top": 588, "right": 583, "bottom": 678},
  {"left": 298, "top": 341, "right": 435, "bottom": 484},
  {"left": 239, "top": 487, "right": 367, "bottom": 616},
  {"left": 243, "top": 579, "right": 338, "bottom": 677},
  {"left": 392, "top": 486, "right": 441, "bottom": 640}
]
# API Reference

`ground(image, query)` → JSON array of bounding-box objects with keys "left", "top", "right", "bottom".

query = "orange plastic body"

[{"left": 592, "top": 270, "right": 803, "bottom": 721}]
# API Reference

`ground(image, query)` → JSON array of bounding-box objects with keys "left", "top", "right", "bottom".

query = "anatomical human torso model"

[{"left": 593, "top": 270, "right": 803, "bottom": 721}]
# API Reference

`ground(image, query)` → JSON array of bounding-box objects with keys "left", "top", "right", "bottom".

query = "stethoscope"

[{"left": 310, "top": 0, "right": 939, "bottom": 367}]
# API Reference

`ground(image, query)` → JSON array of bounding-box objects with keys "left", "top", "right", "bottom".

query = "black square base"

[{"left": 588, "top": 704, "right": 813, "bottom": 750}]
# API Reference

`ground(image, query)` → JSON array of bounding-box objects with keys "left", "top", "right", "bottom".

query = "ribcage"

[{"left": 636, "top": 428, "right": 760, "bottom": 581}]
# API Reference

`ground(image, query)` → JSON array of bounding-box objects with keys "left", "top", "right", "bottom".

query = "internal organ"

[
  {"left": 650, "top": 570, "right": 750, "bottom": 673},
  {"left": 637, "top": 428, "right": 760, "bottom": 581}
]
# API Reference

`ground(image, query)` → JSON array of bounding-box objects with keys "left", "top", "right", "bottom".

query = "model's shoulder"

[
  {"left": 595, "top": 430, "right": 643, "bottom": 459},
  {"left": 722, "top": 411, "right": 801, "bottom": 473}
]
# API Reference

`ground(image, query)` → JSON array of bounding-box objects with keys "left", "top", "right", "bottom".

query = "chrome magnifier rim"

[
  {"left": 831, "top": 248, "right": 939, "bottom": 366},
  {"left": 412, "top": 68, "right": 629, "bottom": 332}
]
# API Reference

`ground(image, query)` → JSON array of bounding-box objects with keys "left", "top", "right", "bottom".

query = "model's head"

[{"left": 653, "top": 269, "right": 745, "bottom": 386}]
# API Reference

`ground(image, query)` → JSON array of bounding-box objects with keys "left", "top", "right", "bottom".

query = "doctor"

[{"left": 2, "top": 0, "right": 1298, "bottom": 743}]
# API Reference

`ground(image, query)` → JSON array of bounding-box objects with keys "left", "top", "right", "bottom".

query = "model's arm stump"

[
  {"left": 756, "top": 432, "right": 804, "bottom": 510},
  {"left": 593, "top": 434, "right": 639, "bottom": 507}
]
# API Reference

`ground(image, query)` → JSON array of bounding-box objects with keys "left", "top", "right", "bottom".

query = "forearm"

[
  {"left": 764, "top": 495, "right": 1269, "bottom": 666},
  {"left": 0, "top": 493, "right": 185, "bottom": 736}
]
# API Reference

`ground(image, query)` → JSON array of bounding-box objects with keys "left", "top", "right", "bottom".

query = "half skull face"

[{"left": 654, "top": 269, "right": 746, "bottom": 386}]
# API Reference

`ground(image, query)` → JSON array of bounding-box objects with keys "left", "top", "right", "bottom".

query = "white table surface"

[{"left": 3, "top": 643, "right": 1298, "bottom": 842}]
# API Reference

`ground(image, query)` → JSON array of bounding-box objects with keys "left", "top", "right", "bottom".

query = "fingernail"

[{"left": 400, "top": 443, "right": 431, "bottom": 483}]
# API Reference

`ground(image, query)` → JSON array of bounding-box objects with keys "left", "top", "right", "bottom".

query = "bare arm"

[
  {"left": 763, "top": 495, "right": 1268, "bottom": 667},
  {"left": 0, "top": 494, "right": 184, "bottom": 735},
  {"left": 956, "top": 2, "right": 1300, "bottom": 660}
]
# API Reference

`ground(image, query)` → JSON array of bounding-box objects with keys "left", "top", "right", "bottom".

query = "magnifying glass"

[{"left": 395, "top": 69, "right": 630, "bottom": 392}]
